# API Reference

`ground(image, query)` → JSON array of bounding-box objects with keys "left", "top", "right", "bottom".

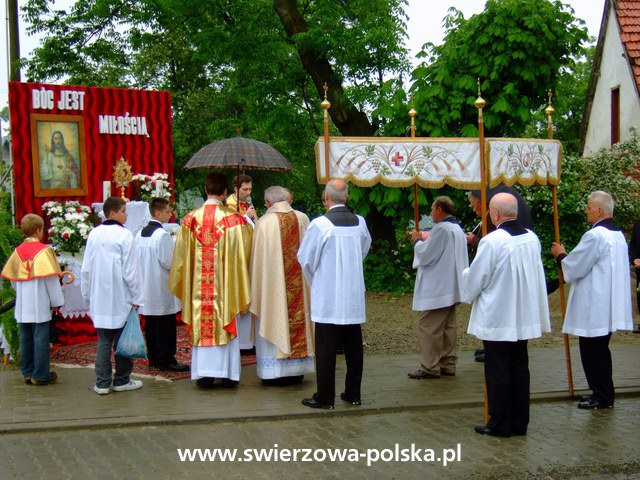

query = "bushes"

[
  {"left": 364, "top": 238, "right": 414, "bottom": 293},
  {"left": 0, "top": 192, "right": 24, "bottom": 360}
]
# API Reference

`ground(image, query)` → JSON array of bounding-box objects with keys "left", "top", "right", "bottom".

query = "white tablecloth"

[{"left": 91, "top": 200, "right": 151, "bottom": 237}]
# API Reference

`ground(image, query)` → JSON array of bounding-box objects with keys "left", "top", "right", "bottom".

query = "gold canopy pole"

[
  {"left": 475, "top": 80, "right": 488, "bottom": 236},
  {"left": 475, "top": 80, "right": 490, "bottom": 424},
  {"left": 546, "top": 90, "right": 574, "bottom": 397},
  {"left": 321, "top": 83, "right": 331, "bottom": 183},
  {"left": 409, "top": 98, "right": 420, "bottom": 227}
]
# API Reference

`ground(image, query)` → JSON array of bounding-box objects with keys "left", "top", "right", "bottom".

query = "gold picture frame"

[{"left": 31, "top": 114, "right": 88, "bottom": 197}]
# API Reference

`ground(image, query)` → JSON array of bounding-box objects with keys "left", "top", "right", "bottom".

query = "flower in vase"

[{"left": 42, "top": 200, "right": 94, "bottom": 255}]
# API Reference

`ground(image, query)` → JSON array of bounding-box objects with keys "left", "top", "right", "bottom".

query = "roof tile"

[{"left": 617, "top": 1, "right": 640, "bottom": 91}]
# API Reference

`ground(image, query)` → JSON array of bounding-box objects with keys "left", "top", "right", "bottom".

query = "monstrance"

[{"left": 113, "top": 157, "right": 133, "bottom": 201}]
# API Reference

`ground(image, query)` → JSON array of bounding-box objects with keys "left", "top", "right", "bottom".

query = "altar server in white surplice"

[
  {"left": 551, "top": 190, "right": 633, "bottom": 410},
  {"left": 298, "top": 179, "right": 371, "bottom": 410},
  {"left": 463, "top": 193, "right": 550, "bottom": 438},
  {"left": 408, "top": 195, "right": 468, "bottom": 380},
  {"left": 135, "top": 198, "right": 188, "bottom": 373},
  {"left": 250, "top": 186, "right": 315, "bottom": 386},
  {"left": 82, "top": 196, "right": 143, "bottom": 395}
]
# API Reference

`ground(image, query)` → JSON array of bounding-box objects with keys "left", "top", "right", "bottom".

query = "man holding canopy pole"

[
  {"left": 463, "top": 192, "right": 550, "bottom": 437},
  {"left": 551, "top": 190, "right": 633, "bottom": 409}
]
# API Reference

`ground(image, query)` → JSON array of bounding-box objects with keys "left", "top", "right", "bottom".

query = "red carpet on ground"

[{"left": 51, "top": 324, "right": 256, "bottom": 381}]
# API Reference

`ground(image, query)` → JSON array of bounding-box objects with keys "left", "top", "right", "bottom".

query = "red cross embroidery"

[{"left": 392, "top": 151, "right": 403, "bottom": 166}]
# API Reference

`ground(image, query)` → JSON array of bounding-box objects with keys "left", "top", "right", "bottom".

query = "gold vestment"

[
  {"left": 168, "top": 201, "right": 252, "bottom": 347},
  {"left": 1, "top": 239, "right": 62, "bottom": 282}
]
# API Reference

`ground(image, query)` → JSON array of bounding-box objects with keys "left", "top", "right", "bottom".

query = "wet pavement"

[{"left": 1, "top": 344, "right": 639, "bottom": 479}]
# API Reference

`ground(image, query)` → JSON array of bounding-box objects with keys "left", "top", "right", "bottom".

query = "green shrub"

[{"left": 0, "top": 192, "right": 24, "bottom": 360}]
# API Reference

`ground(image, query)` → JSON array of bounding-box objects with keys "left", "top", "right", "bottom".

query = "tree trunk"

[{"left": 273, "top": 0, "right": 375, "bottom": 136}]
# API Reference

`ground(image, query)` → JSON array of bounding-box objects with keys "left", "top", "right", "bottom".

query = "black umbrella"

[{"left": 184, "top": 136, "right": 292, "bottom": 172}]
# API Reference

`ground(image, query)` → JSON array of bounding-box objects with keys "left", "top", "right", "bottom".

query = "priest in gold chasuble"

[
  {"left": 169, "top": 173, "right": 252, "bottom": 387},
  {"left": 250, "top": 186, "right": 314, "bottom": 385}
]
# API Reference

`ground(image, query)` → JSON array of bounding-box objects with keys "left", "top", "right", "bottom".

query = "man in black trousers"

[
  {"left": 297, "top": 179, "right": 371, "bottom": 409},
  {"left": 135, "top": 198, "right": 189, "bottom": 373}
]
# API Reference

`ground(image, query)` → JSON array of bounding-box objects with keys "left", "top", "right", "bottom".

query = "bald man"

[
  {"left": 297, "top": 179, "right": 371, "bottom": 410},
  {"left": 463, "top": 193, "right": 550, "bottom": 438}
]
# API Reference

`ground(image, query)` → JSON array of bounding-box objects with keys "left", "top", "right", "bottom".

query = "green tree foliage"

[
  {"left": 20, "top": 0, "right": 616, "bottom": 294},
  {"left": 525, "top": 46, "right": 595, "bottom": 154},
  {"left": 376, "top": 0, "right": 589, "bottom": 139},
  {"left": 347, "top": 0, "right": 592, "bottom": 289},
  {"left": 22, "top": 0, "right": 410, "bottom": 207},
  {"left": 524, "top": 130, "right": 640, "bottom": 285},
  {"left": 0, "top": 192, "right": 24, "bottom": 360}
]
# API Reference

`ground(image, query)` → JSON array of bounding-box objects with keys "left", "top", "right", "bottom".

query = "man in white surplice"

[
  {"left": 298, "top": 179, "right": 371, "bottom": 409},
  {"left": 463, "top": 193, "right": 550, "bottom": 438},
  {"left": 408, "top": 195, "right": 468, "bottom": 379},
  {"left": 250, "top": 186, "right": 315, "bottom": 385},
  {"left": 551, "top": 190, "right": 633, "bottom": 409}
]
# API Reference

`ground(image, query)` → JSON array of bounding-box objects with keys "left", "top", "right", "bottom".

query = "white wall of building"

[{"left": 583, "top": 6, "right": 640, "bottom": 156}]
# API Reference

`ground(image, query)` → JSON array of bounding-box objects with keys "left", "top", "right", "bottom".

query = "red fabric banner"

[{"left": 8, "top": 82, "right": 174, "bottom": 221}]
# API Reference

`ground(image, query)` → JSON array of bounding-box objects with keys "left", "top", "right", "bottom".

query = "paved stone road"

[
  {"left": 2, "top": 398, "right": 639, "bottom": 479},
  {"left": 1, "top": 345, "right": 639, "bottom": 479}
]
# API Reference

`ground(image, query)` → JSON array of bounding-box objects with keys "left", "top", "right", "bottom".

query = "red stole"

[{"left": 276, "top": 211, "right": 308, "bottom": 358}]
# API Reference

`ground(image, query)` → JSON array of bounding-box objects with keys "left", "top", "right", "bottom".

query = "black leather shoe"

[
  {"left": 302, "top": 397, "right": 334, "bottom": 410},
  {"left": 262, "top": 375, "right": 304, "bottom": 386},
  {"left": 577, "top": 398, "right": 613, "bottom": 409},
  {"left": 196, "top": 377, "right": 216, "bottom": 389},
  {"left": 159, "top": 363, "right": 190, "bottom": 373},
  {"left": 408, "top": 369, "right": 440, "bottom": 379},
  {"left": 579, "top": 395, "right": 592, "bottom": 402},
  {"left": 474, "top": 425, "right": 511, "bottom": 438},
  {"left": 221, "top": 378, "right": 239, "bottom": 388},
  {"left": 340, "top": 392, "right": 361, "bottom": 406}
]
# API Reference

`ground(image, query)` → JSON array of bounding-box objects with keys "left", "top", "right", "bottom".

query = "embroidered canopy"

[{"left": 315, "top": 137, "right": 561, "bottom": 188}]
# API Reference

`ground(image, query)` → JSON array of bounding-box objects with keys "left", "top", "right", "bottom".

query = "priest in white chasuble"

[
  {"left": 250, "top": 186, "right": 314, "bottom": 386},
  {"left": 168, "top": 172, "right": 252, "bottom": 388}
]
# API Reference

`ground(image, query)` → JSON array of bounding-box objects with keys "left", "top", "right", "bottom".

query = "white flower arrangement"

[
  {"left": 42, "top": 200, "right": 94, "bottom": 255},
  {"left": 132, "top": 172, "right": 172, "bottom": 202}
]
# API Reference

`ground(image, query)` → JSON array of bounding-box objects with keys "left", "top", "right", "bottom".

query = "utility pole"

[{"left": 8, "top": 0, "right": 21, "bottom": 81}]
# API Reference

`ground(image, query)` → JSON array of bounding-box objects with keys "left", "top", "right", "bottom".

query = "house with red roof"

[{"left": 581, "top": 0, "right": 640, "bottom": 156}]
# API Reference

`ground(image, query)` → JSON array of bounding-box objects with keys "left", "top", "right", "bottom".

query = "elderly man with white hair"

[
  {"left": 249, "top": 186, "right": 315, "bottom": 385},
  {"left": 463, "top": 192, "right": 550, "bottom": 438},
  {"left": 552, "top": 190, "right": 633, "bottom": 410}
]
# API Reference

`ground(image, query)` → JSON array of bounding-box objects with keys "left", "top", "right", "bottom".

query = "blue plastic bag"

[{"left": 115, "top": 308, "right": 147, "bottom": 359}]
